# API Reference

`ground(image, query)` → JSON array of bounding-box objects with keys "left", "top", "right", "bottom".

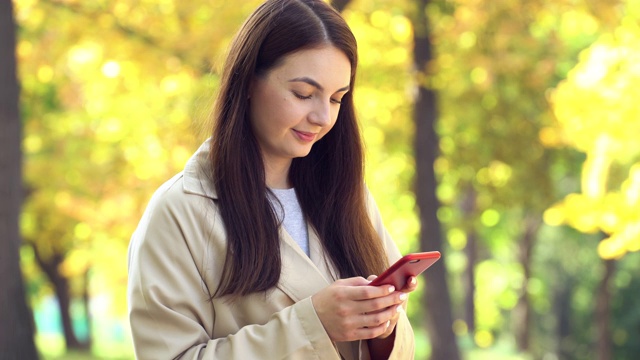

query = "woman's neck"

[{"left": 264, "top": 158, "right": 292, "bottom": 189}]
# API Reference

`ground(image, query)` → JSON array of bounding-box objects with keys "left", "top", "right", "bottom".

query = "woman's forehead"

[{"left": 268, "top": 46, "right": 352, "bottom": 90}]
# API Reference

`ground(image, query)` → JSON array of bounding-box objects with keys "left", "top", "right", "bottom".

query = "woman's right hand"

[{"left": 311, "top": 277, "right": 405, "bottom": 342}]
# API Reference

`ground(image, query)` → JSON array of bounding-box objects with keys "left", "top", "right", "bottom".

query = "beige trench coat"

[{"left": 127, "top": 140, "right": 415, "bottom": 359}]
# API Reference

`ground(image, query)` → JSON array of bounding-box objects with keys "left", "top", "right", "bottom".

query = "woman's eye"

[
  {"left": 293, "top": 92, "right": 312, "bottom": 100},
  {"left": 331, "top": 98, "right": 342, "bottom": 105}
]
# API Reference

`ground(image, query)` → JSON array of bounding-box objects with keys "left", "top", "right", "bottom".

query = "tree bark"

[
  {"left": 554, "top": 278, "right": 573, "bottom": 359},
  {"left": 596, "top": 258, "right": 615, "bottom": 360},
  {"left": 0, "top": 1, "right": 40, "bottom": 358},
  {"left": 412, "top": 1, "right": 461, "bottom": 359},
  {"left": 463, "top": 230, "right": 476, "bottom": 333},
  {"left": 513, "top": 216, "right": 539, "bottom": 351}
]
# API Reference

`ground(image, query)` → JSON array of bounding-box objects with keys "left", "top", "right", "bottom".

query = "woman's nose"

[{"left": 308, "top": 100, "right": 331, "bottom": 126}]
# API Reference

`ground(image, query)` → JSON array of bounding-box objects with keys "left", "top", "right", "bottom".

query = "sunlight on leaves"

[{"left": 547, "top": 14, "right": 640, "bottom": 258}]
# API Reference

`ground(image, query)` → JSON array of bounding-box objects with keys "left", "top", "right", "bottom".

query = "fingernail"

[
  {"left": 388, "top": 286, "right": 395, "bottom": 293},
  {"left": 399, "top": 293, "right": 407, "bottom": 301},
  {"left": 396, "top": 305, "right": 403, "bottom": 312},
  {"left": 386, "top": 320, "right": 390, "bottom": 328}
]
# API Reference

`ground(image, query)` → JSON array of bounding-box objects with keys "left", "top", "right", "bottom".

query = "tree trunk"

[
  {"left": 0, "top": 1, "right": 40, "bottom": 358},
  {"left": 82, "top": 269, "right": 93, "bottom": 348},
  {"left": 596, "top": 258, "right": 615, "bottom": 360},
  {"left": 513, "top": 216, "right": 539, "bottom": 351},
  {"left": 32, "top": 247, "right": 87, "bottom": 350},
  {"left": 463, "top": 230, "right": 476, "bottom": 334},
  {"left": 413, "top": 1, "right": 461, "bottom": 359},
  {"left": 554, "top": 278, "right": 573, "bottom": 360}
]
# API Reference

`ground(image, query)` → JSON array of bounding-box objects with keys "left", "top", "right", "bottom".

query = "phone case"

[{"left": 369, "top": 251, "right": 441, "bottom": 288}]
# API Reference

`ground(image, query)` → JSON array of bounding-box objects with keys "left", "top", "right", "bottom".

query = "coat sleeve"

[
  {"left": 127, "top": 179, "right": 339, "bottom": 360},
  {"left": 362, "top": 187, "right": 416, "bottom": 359}
]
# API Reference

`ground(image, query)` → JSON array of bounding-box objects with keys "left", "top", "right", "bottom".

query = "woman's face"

[{"left": 248, "top": 45, "right": 351, "bottom": 169}]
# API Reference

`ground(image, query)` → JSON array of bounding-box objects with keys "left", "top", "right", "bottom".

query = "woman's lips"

[{"left": 292, "top": 129, "right": 317, "bottom": 142}]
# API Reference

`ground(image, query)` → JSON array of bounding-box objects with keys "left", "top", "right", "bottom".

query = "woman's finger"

[
  {"left": 353, "top": 320, "right": 391, "bottom": 340},
  {"left": 358, "top": 291, "right": 407, "bottom": 314},
  {"left": 361, "top": 304, "right": 402, "bottom": 327},
  {"left": 399, "top": 276, "right": 418, "bottom": 292},
  {"left": 348, "top": 283, "right": 395, "bottom": 301}
]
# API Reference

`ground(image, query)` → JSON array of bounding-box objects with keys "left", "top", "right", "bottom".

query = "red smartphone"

[{"left": 369, "top": 251, "right": 441, "bottom": 288}]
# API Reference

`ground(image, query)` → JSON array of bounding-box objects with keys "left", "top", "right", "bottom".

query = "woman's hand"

[
  {"left": 369, "top": 275, "right": 418, "bottom": 339},
  {"left": 311, "top": 277, "right": 406, "bottom": 342},
  {"left": 366, "top": 275, "right": 418, "bottom": 360}
]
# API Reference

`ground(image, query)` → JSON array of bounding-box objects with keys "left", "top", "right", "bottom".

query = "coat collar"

[
  {"left": 183, "top": 138, "right": 218, "bottom": 199},
  {"left": 277, "top": 225, "right": 337, "bottom": 302}
]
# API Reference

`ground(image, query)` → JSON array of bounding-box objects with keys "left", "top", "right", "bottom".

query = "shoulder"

[
  {"left": 143, "top": 172, "right": 212, "bottom": 222},
  {"left": 128, "top": 171, "right": 225, "bottom": 267}
]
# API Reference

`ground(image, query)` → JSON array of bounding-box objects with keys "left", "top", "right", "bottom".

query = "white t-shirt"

[{"left": 269, "top": 188, "right": 310, "bottom": 256}]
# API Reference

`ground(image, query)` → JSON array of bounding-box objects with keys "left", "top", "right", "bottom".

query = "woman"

[{"left": 127, "top": 0, "right": 417, "bottom": 358}]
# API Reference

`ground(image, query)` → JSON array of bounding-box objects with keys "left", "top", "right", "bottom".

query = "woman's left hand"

[{"left": 366, "top": 275, "right": 418, "bottom": 339}]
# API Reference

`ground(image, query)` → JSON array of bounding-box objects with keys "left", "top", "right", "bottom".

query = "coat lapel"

[
  {"left": 276, "top": 225, "right": 331, "bottom": 302},
  {"left": 277, "top": 225, "right": 361, "bottom": 360}
]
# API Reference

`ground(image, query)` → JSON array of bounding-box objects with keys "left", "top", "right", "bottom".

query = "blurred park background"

[{"left": 2, "top": 0, "right": 640, "bottom": 359}]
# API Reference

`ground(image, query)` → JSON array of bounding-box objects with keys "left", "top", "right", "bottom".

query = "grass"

[{"left": 37, "top": 333, "right": 134, "bottom": 360}]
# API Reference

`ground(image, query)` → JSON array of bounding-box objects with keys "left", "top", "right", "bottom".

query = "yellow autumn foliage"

[{"left": 547, "top": 14, "right": 640, "bottom": 259}]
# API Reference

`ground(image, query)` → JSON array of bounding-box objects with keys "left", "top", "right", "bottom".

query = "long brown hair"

[{"left": 210, "top": 0, "right": 388, "bottom": 297}]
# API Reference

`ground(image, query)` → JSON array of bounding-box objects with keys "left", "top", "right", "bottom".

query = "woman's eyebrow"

[{"left": 288, "top": 76, "right": 350, "bottom": 92}]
